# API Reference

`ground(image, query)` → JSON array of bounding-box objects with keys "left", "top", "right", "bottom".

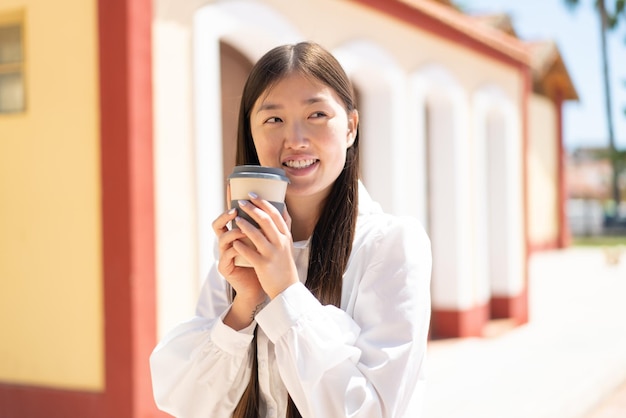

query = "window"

[{"left": 0, "top": 20, "right": 25, "bottom": 113}]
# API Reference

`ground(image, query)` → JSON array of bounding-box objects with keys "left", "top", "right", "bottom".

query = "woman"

[{"left": 150, "top": 41, "right": 432, "bottom": 418}]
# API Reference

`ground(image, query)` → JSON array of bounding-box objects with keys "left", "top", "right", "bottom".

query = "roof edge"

[{"left": 396, "top": 0, "right": 531, "bottom": 65}]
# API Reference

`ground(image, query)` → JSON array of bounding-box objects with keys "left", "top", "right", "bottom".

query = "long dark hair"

[{"left": 232, "top": 42, "right": 360, "bottom": 418}]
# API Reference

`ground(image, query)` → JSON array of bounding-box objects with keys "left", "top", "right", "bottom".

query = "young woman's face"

[{"left": 250, "top": 73, "right": 358, "bottom": 202}]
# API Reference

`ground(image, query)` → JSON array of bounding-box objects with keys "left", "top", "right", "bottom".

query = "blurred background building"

[
  {"left": 567, "top": 146, "right": 626, "bottom": 236},
  {"left": 0, "top": 0, "right": 579, "bottom": 416}
]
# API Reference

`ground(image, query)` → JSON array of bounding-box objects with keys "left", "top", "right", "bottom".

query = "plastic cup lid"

[{"left": 228, "top": 165, "right": 289, "bottom": 183}]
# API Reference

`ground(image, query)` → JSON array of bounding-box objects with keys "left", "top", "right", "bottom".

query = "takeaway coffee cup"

[{"left": 228, "top": 165, "right": 290, "bottom": 267}]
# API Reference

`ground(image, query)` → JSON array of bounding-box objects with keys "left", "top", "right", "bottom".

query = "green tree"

[{"left": 565, "top": 0, "right": 625, "bottom": 207}]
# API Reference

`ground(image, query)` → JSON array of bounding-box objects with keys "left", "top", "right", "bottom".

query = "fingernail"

[
  {"left": 238, "top": 200, "right": 247, "bottom": 207},
  {"left": 248, "top": 192, "right": 258, "bottom": 199},
  {"left": 228, "top": 208, "right": 236, "bottom": 215}
]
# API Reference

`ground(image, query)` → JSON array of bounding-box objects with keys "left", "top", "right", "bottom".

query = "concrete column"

[
  {"left": 411, "top": 66, "right": 487, "bottom": 338},
  {"left": 473, "top": 86, "right": 527, "bottom": 325}
]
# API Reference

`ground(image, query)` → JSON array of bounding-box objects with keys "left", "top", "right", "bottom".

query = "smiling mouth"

[{"left": 283, "top": 159, "right": 318, "bottom": 169}]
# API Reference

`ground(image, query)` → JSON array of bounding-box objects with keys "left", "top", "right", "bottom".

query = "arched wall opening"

[
  {"left": 332, "top": 40, "right": 407, "bottom": 215},
  {"left": 219, "top": 40, "right": 253, "bottom": 206},
  {"left": 155, "top": 0, "right": 303, "bottom": 336},
  {"left": 411, "top": 64, "right": 486, "bottom": 338},
  {"left": 425, "top": 94, "right": 458, "bottom": 312},
  {"left": 192, "top": 0, "right": 302, "bottom": 290},
  {"left": 472, "top": 85, "right": 526, "bottom": 324}
]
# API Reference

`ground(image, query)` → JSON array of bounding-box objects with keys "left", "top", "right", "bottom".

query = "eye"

[
  {"left": 309, "top": 111, "right": 327, "bottom": 119},
  {"left": 264, "top": 116, "right": 283, "bottom": 124}
]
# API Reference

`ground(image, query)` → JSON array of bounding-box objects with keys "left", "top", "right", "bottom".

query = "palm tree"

[{"left": 564, "top": 0, "right": 625, "bottom": 210}]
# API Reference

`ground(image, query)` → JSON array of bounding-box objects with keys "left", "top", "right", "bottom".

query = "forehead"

[{"left": 254, "top": 73, "right": 342, "bottom": 109}]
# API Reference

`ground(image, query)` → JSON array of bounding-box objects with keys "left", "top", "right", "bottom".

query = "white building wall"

[
  {"left": 152, "top": 0, "right": 530, "bottom": 336},
  {"left": 154, "top": 0, "right": 304, "bottom": 336},
  {"left": 333, "top": 41, "right": 408, "bottom": 215},
  {"left": 410, "top": 65, "right": 475, "bottom": 311},
  {"left": 528, "top": 94, "right": 559, "bottom": 245},
  {"left": 472, "top": 86, "right": 525, "bottom": 299},
  {"left": 153, "top": 20, "right": 198, "bottom": 335}
]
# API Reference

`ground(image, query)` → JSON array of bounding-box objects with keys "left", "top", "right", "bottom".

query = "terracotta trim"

[
  {"left": 99, "top": 0, "right": 159, "bottom": 416},
  {"left": 520, "top": 65, "right": 531, "bottom": 320},
  {"left": 0, "top": 0, "right": 160, "bottom": 416},
  {"left": 555, "top": 91, "right": 571, "bottom": 248},
  {"left": 528, "top": 239, "right": 559, "bottom": 254},
  {"left": 349, "top": 0, "right": 530, "bottom": 68},
  {"left": 490, "top": 287, "right": 529, "bottom": 325},
  {"left": 0, "top": 384, "right": 102, "bottom": 417},
  {"left": 431, "top": 303, "right": 490, "bottom": 339}
]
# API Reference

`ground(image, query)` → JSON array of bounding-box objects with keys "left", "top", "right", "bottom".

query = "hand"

[
  {"left": 212, "top": 207, "right": 265, "bottom": 300},
  {"left": 212, "top": 191, "right": 267, "bottom": 330},
  {"left": 233, "top": 193, "right": 299, "bottom": 299}
]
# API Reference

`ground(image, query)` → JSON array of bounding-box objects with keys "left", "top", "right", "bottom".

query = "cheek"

[
  {"left": 324, "top": 134, "right": 349, "bottom": 166},
  {"left": 251, "top": 137, "right": 277, "bottom": 165},
  {"left": 327, "top": 125, "right": 351, "bottom": 150}
]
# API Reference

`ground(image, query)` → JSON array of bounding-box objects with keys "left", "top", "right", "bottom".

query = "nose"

[{"left": 284, "top": 121, "right": 308, "bottom": 149}]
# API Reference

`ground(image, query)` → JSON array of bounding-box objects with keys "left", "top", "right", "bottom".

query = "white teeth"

[{"left": 284, "top": 159, "right": 316, "bottom": 169}]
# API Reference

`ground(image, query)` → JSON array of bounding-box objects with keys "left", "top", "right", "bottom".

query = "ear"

[{"left": 346, "top": 109, "right": 359, "bottom": 148}]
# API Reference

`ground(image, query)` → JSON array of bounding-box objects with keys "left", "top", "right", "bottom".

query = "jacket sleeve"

[
  {"left": 254, "top": 217, "right": 432, "bottom": 418},
  {"left": 149, "top": 262, "right": 255, "bottom": 418}
]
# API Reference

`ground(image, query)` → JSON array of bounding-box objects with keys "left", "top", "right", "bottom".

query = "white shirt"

[{"left": 150, "top": 185, "right": 432, "bottom": 418}]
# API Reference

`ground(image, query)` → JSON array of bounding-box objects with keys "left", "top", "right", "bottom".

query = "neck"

[{"left": 286, "top": 193, "right": 325, "bottom": 242}]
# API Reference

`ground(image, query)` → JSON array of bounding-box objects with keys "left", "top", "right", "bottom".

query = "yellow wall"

[
  {"left": 0, "top": 0, "right": 103, "bottom": 390},
  {"left": 528, "top": 94, "right": 559, "bottom": 245}
]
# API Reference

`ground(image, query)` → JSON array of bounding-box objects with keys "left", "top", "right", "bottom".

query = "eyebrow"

[{"left": 256, "top": 97, "right": 326, "bottom": 113}]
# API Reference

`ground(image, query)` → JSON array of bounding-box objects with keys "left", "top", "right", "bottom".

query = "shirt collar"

[{"left": 358, "top": 180, "right": 383, "bottom": 216}]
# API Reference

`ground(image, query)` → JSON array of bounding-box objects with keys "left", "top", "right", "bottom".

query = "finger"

[
  {"left": 220, "top": 244, "right": 242, "bottom": 268},
  {"left": 217, "top": 227, "right": 247, "bottom": 253},
  {"left": 246, "top": 193, "right": 290, "bottom": 236},
  {"left": 231, "top": 237, "right": 258, "bottom": 267},
  {"left": 212, "top": 208, "right": 238, "bottom": 235},
  {"left": 236, "top": 200, "right": 284, "bottom": 247},
  {"left": 233, "top": 213, "right": 268, "bottom": 248}
]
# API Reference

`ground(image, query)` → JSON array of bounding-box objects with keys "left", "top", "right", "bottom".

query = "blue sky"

[{"left": 460, "top": 0, "right": 626, "bottom": 151}]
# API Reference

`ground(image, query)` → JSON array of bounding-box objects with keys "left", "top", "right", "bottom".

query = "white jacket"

[{"left": 150, "top": 185, "right": 432, "bottom": 418}]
